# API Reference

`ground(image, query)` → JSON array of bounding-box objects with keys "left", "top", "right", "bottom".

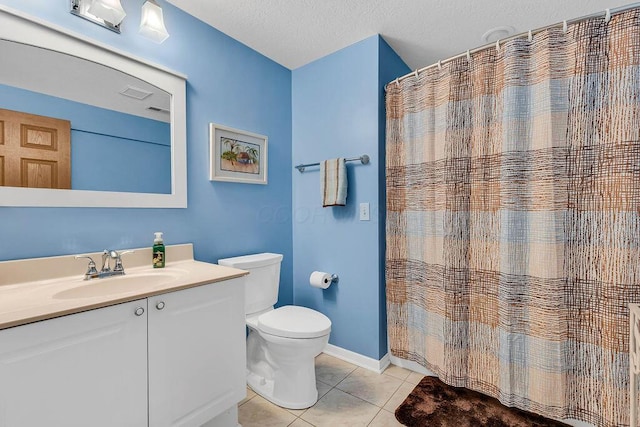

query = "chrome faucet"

[
  {"left": 101, "top": 250, "right": 112, "bottom": 274},
  {"left": 75, "top": 249, "right": 135, "bottom": 280}
]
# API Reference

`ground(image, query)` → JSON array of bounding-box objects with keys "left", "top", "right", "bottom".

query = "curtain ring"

[
  {"left": 437, "top": 60, "right": 442, "bottom": 71},
  {"left": 394, "top": 78, "right": 400, "bottom": 87},
  {"left": 414, "top": 69, "right": 419, "bottom": 79},
  {"left": 528, "top": 30, "right": 532, "bottom": 42},
  {"left": 605, "top": 8, "right": 611, "bottom": 23},
  {"left": 495, "top": 39, "right": 500, "bottom": 52},
  {"left": 466, "top": 50, "right": 471, "bottom": 62},
  {"left": 562, "top": 20, "right": 568, "bottom": 33}
]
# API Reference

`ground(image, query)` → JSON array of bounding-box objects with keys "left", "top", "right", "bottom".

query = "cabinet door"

[
  {"left": 148, "top": 279, "right": 245, "bottom": 427},
  {"left": 0, "top": 300, "right": 148, "bottom": 427}
]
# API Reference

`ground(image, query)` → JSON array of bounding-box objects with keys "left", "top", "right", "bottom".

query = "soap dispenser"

[{"left": 152, "top": 232, "right": 165, "bottom": 268}]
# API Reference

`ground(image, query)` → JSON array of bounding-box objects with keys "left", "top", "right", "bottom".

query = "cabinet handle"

[
  {"left": 135, "top": 307, "right": 145, "bottom": 316},
  {"left": 156, "top": 301, "right": 165, "bottom": 310}
]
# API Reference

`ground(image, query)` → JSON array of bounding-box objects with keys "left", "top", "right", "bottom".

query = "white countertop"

[{"left": 0, "top": 244, "right": 248, "bottom": 330}]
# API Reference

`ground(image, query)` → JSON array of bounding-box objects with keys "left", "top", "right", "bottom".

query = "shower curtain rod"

[{"left": 386, "top": 2, "right": 640, "bottom": 90}]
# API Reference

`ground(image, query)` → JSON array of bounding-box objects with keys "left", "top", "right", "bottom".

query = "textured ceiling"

[{"left": 166, "top": 0, "right": 634, "bottom": 71}]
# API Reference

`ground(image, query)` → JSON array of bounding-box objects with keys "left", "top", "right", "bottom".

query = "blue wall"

[
  {"left": 72, "top": 131, "right": 170, "bottom": 193},
  {"left": 0, "top": 1, "right": 293, "bottom": 306},
  {"left": 0, "top": 83, "right": 171, "bottom": 193},
  {"left": 292, "top": 35, "right": 408, "bottom": 360},
  {"left": 0, "top": 1, "right": 411, "bottom": 360}
]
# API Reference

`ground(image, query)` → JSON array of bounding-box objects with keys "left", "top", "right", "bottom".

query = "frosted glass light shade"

[
  {"left": 139, "top": 0, "right": 170, "bottom": 43},
  {"left": 88, "top": 0, "right": 126, "bottom": 25}
]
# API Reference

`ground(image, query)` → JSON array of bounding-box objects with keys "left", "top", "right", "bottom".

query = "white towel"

[{"left": 321, "top": 158, "right": 347, "bottom": 207}]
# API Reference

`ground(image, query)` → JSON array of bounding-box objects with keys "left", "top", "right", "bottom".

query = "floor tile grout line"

[
  {"left": 367, "top": 407, "right": 386, "bottom": 426},
  {"left": 300, "top": 384, "right": 381, "bottom": 426},
  {"left": 334, "top": 367, "right": 406, "bottom": 409},
  {"left": 238, "top": 393, "right": 256, "bottom": 407},
  {"left": 317, "top": 378, "right": 333, "bottom": 387},
  {"left": 336, "top": 379, "right": 403, "bottom": 409},
  {"left": 379, "top": 379, "right": 404, "bottom": 409}
]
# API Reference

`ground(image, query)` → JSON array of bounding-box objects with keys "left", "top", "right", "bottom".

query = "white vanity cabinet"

[
  {"left": 0, "top": 277, "right": 245, "bottom": 427},
  {"left": 0, "top": 299, "right": 148, "bottom": 427},
  {"left": 148, "top": 278, "right": 246, "bottom": 427}
]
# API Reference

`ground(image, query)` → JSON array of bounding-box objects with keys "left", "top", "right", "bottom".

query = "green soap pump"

[{"left": 152, "top": 232, "right": 165, "bottom": 268}]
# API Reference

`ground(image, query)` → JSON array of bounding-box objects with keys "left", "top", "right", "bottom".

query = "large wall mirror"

[{"left": 0, "top": 6, "right": 187, "bottom": 207}]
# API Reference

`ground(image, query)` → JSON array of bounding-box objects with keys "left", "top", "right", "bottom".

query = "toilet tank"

[{"left": 218, "top": 253, "right": 283, "bottom": 315}]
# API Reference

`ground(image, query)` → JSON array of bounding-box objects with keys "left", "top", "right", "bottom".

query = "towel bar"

[{"left": 294, "top": 154, "right": 370, "bottom": 173}]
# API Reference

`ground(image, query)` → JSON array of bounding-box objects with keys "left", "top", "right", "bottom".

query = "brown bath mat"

[{"left": 395, "top": 376, "right": 570, "bottom": 427}]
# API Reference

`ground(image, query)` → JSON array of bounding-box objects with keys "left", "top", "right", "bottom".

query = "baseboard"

[
  {"left": 323, "top": 344, "right": 390, "bottom": 374},
  {"left": 388, "top": 354, "right": 436, "bottom": 376}
]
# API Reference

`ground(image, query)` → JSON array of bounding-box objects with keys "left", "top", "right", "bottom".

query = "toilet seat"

[{"left": 257, "top": 306, "right": 331, "bottom": 339}]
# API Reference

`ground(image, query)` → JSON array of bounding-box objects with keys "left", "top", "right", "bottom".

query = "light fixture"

[
  {"left": 70, "top": 0, "right": 126, "bottom": 33},
  {"left": 70, "top": 0, "right": 170, "bottom": 44},
  {"left": 88, "top": 0, "right": 127, "bottom": 26},
  {"left": 139, "top": 0, "right": 170, "bottom": 44}
]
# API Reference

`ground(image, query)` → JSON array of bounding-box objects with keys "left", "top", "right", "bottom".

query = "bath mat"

[{"left": 395, "top": 376, "right": 570, "bottom": 427}]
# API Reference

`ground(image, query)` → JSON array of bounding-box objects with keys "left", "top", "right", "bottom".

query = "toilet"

[{"left": 218, "top": 253, "right": 331, "bottom": 409}]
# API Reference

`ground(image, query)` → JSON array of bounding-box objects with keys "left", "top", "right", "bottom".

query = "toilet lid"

[{"left": 258, "top": 306, "right": 331, "bottom": 339}]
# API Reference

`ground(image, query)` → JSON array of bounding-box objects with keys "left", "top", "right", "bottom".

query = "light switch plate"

[{"left": 359, "top": 202, "right": 370, "bottom": 221}]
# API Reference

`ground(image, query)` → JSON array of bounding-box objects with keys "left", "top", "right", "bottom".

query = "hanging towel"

[{"left": 321, "top": 158, "right": 347, "bottom": 207}]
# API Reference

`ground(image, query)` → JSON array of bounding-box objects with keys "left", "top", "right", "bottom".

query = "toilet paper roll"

[{"left": 310, "top": 271, "right": 332, "bottom": 289}]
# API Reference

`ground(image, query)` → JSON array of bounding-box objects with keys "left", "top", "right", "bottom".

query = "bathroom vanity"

[{"left": 0, "top": 244, "right": 247, "bottom": 427}]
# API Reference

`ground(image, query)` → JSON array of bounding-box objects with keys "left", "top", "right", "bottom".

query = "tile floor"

[{"left": 238, "top": 353, "right": 424, "bottom": 427}]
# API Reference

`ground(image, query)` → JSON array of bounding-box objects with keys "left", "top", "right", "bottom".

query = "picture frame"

[{"left": 209, "top": 123, "right": 268, "bottom": 185}]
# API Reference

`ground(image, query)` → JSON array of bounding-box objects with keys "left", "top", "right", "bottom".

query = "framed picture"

[{"left": 209, "top": 123, "right": 268, "bottom": 185}]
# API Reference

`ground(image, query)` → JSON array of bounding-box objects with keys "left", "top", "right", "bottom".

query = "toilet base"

[
  {"left": 246, "top": 328, "right": 329, "bottom": 410},
  {"left": 247, "top": 371, "right": 318, "bottom": 410}
]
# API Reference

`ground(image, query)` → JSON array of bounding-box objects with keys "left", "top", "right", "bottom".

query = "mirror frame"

[{"left": 0, "top": 6, "right": 187, "bottom": 208}]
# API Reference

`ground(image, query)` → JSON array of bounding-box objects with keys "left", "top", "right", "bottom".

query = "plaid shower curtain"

[{"left": 385, "top": 9, "right": 640, "bottom": 427}]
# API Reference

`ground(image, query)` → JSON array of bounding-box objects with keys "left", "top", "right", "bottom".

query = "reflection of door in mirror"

[{"left": 0, "top": 108, "right": 71, "bottom": 189}]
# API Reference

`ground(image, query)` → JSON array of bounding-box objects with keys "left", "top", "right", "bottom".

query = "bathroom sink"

[{"left": 53, "top": 272, "right": 181, "bottom": 299}]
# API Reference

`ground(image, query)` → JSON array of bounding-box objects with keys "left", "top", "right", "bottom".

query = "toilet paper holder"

[{"left": 310, "top": 271, "right": 340, "bottom": 289}]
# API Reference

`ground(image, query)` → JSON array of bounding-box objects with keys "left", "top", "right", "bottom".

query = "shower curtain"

[{"left": 385, "top": 9, "right": 640, "bottom": 427}]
